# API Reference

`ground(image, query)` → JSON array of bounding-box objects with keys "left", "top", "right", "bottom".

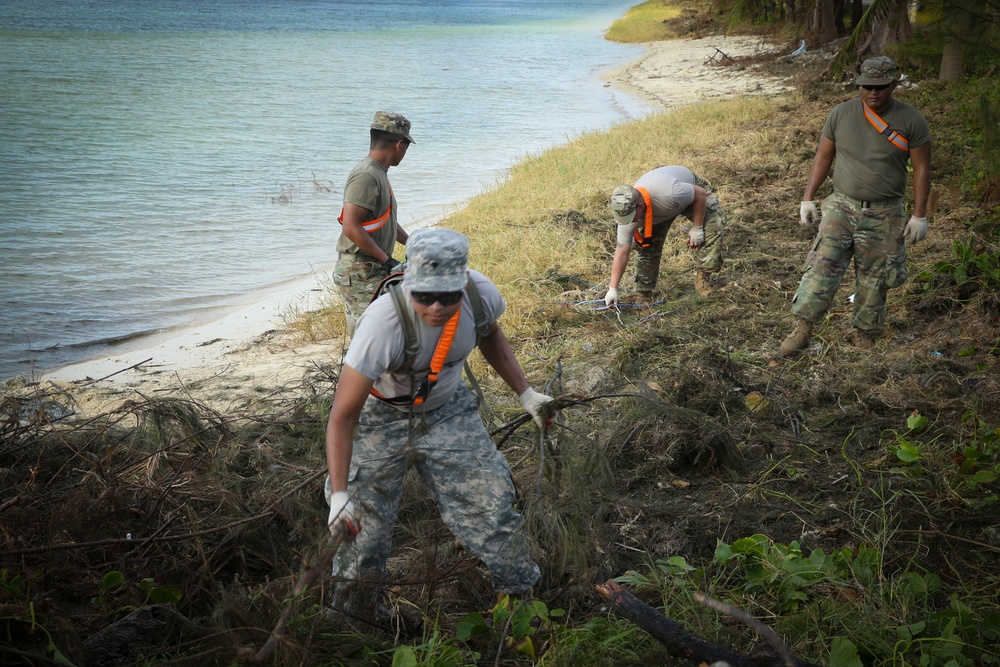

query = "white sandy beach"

[{"left": 36, "top": 35, "right": 793, "bottom": 414}]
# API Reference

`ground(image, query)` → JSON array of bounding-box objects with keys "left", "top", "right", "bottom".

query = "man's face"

[
  {"left": 410, "top": 291, "right": 462, "bottom": 327},
  {"left": 631, "top": 198, "right": 646, "bottom": 222},
  {"left": 860, "top": 80, "right": 896, "bottom": 113},
  {"left": 391, "top": 139, "right": 411, "bottom": 166}
]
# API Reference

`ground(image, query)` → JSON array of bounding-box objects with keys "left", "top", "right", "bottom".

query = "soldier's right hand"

[
  {"left": 328, "top": 491, "right": 361, "bottom": 538},
  {"left": 604, "top": 287, "right": 619, "bottom": 309},
  {"left": 799, "top": 201, "right": 819, "bottom": 227}
]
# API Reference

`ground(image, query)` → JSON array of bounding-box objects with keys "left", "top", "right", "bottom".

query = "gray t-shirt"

[
  {"left": 345, "top": 269, "right": 503, "bottom": 412},
  {"left": 336, "top": 157, "right": 398, "bottom": 256},
  {"left": 823, "top": 97, "right": 931, "bottom": 201},
  {"left": 616, "top": 166, "right": 697, "bottom": 246}
]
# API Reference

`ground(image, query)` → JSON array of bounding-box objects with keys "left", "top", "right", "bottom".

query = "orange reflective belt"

[
  {"left": 630, "top": 187, "right": 654, "bottom": 248},
  {"left": 338, "top": 184, "right": 395, "bottom": 233},
  {"left": 863, "top": 102, "right": 909, "bottom": 152},
  {"left": 370, "top": 307, "right": 461, "bottom": 406}
]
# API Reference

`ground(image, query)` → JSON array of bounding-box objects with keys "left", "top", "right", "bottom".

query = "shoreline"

[
  {"left": 603, "top": 34, "right": 793, "bottom": 109},
  {"left": 31, "top": 34, "right": 794, "bottom": 414}
]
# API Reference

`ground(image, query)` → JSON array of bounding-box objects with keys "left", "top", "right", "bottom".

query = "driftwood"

[{"left": 595, "top": 580, "right": 819, "bottom": 667}]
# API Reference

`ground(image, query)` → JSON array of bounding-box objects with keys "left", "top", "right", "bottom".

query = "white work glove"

[
  {"left": 688, "top": 226, "right": 705, "bottom": 248},
  {"left": 327, "top": 490, "right": 361, "bottom": 538},
  {"left": 604, "top": 287, "right": 619, "bottom": 309},
  {"left": 799, "top": 200, "right": 819, "bottom": 226},
  {"left": 904, "top": 216, "right": 927, "bottom": 244},
  {"left": 518, "top": 387, "right": 555, "bottom": 430}
]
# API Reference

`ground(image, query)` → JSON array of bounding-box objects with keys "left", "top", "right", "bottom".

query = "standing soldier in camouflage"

[
  {"left": 604, "top": 165, "right": 726, "bottom": 307},
  {"left": 780, "top": 56, "right": 931, "bottom": 356},
  {"left": 324, "top": 228, "right": 554, "bottom": 622},
  {"left": 334, "top": 111, "right": 414, "bottom": 333}
]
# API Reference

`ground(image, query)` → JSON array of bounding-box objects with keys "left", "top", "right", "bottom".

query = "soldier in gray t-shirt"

[
  {"left": 323, "top": 228, "right": 555, "bottom": 622},
  {"left": 604, "top": 165, "right": 727, "bottom": 306},
  {"left": 780, "top": 56, "right": 932, "bottom": 356}
]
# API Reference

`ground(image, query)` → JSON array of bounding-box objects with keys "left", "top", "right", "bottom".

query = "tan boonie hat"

[
  {"left": 856, "top": 56, "right": 897, "bottom": 86},
  {"left": 610, "top": 184, "right": 641, "bottom": 225},
  {"left": 371, "top": 110, "right": 415, "bottom": 143},
  {"left": 403, "top": 229, "right": 468, "bottom": 293}
]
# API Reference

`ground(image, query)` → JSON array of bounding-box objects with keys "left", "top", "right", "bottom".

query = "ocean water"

[{"left": 0, "top": 0, "right": 648, "bottom": 381}]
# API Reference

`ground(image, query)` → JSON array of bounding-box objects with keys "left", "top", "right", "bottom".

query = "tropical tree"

[{"left": 831, "top": 0, "right": 1000, "bottom": 80}]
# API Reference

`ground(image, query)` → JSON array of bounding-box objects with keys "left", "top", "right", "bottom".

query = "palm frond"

[{"left": 832, "top": 0, "right": 909, "bottom": 78}]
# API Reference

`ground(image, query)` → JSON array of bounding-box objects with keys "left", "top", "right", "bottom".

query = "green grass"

[{"left": 604, "top": 0, "right": 685, "bottom": 43}]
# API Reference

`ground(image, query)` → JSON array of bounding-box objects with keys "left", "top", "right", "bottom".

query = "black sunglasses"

[
  {"left": 411, "top": 291, "right": 463, "bottom": 307},
  {"left": 861, "top": 83, "right": 892, "bottom": 91}
]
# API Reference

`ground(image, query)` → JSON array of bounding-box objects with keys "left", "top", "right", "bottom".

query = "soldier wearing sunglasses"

[
  {"left": 780, "top": 55, "right": 931, "bottom": 356},
  {"left": 323, "top": 228, "right": 554, "bottom": 623}
]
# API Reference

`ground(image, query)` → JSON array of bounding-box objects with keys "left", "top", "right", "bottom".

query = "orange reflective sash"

[
  {"left": 863, "top": 102, "right": 909, "bottom": 152},
  {"left": 338, "top": 184, "right": 395, "bottom": 233},
  {"left": 370, "top": 306, "right": 461, "bottom": 406},
  {"left": 630, "top": 187, "right": 655, "bottom": 248}
]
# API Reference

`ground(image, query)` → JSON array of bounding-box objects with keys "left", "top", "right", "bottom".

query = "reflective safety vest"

[
  {"left": 863, "top": 101, "right": 909, "bottom": 153},
  {"left": 338, "top": 184, "right": 394, "bottom": 233},
  {"left": 366, "top": 272, "right": 491, "bottom": 407},
  {"left": 630, "top": 187, "right": 655, "bottom": 248}
]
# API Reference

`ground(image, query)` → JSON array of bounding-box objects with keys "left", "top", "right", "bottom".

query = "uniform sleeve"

[
  {"left": 615, "top": 221, "right": 637, "bottom": 246},
  {"left": 906, "top": 112, "right": 931, "bottom": 150},
  {"left": 821, "top": 105, "right": 840, "bottom": 142},
  {"left": 344, "top": 295, "right": 406, "bottom": 379},
  {"left": 343, "top": 171, "right": 380, "bottom": 212},
  {"left": 671, "top": 180, "right": 696, "bottom": 210},
  {"left": 467, "top": 270, "right": 505, "bottom": 325}
]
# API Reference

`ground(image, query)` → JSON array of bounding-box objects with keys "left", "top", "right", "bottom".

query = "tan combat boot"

[
  {"left": 694, "top": 271, "right": 714, "bottom": 297},
  {"left": 853, "top": 328, "right": 877, "bottom": 349},
  {"left": 779, "top": 318, "right": 814, "bottom": 356}
]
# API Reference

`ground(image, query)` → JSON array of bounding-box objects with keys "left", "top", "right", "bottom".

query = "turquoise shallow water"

[{"left": 0, "top": 0, "right": 648, "bottom": 380}]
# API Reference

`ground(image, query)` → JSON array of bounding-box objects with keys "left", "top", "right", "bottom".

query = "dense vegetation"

[{"left": 2, "top": 1, "right": 999, "bottom": 666}]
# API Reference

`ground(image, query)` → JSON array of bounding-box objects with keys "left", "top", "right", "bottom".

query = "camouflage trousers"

[
  {"left": 635, "top": 188, "right": 726, "bottom": 291},
  {"left": 325, "top": 384, "right": 539, "bottom": 616},
  {"left": 791, "top": 191, "right": 908, "bottom": 331},
  {"left": 332, "top": 256, "right": 389, "bottom": 334}
]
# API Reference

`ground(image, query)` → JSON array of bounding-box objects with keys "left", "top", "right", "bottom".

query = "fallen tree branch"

[
  {"left": 252, "top": 526, "right": 347, "bottom": 664},
  {"left": 595, "top": 580, "right": 819, "bottom": 667},
  {"left": 695, "top": 593, "right": 797, "bottom": 667}
]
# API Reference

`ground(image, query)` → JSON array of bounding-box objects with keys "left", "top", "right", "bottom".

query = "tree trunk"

[
  {"left": 816, "top": 0, "right": 841, "bottom": 44},
  {"left": 939, "top": 36, "right": 965, "bottom": 81}
]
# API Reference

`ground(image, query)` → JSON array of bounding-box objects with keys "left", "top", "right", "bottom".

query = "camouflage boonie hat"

[
  {"left": 856, "top": 56, "right": 897, "bottom": 86},
  {"left": 610, "top": 184, "right": 640, "bottom": 225},
  {"left": 371, "top": 110, "right": 415, "bottom": 143},
  {"left": 403, "top": 229, "right": 468, "bottom": 293}
]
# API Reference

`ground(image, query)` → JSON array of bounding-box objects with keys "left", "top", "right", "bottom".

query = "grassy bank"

[
  {"left": 3, "top": 3, "right": 1000, "bottom": 666},
  {"left": 605, "top": 0, "right": 685, "bottom": 43}
]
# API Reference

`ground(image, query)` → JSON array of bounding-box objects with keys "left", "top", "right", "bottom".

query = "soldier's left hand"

[
  {"left": 381, "top": 257, "right": 402, "bottom": 274},
  {"left": 904, "top": 216, "right": 927, "bottom": 244},
  {"left": 688, "top": 226, "right": 705, "bottom": 248}
]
